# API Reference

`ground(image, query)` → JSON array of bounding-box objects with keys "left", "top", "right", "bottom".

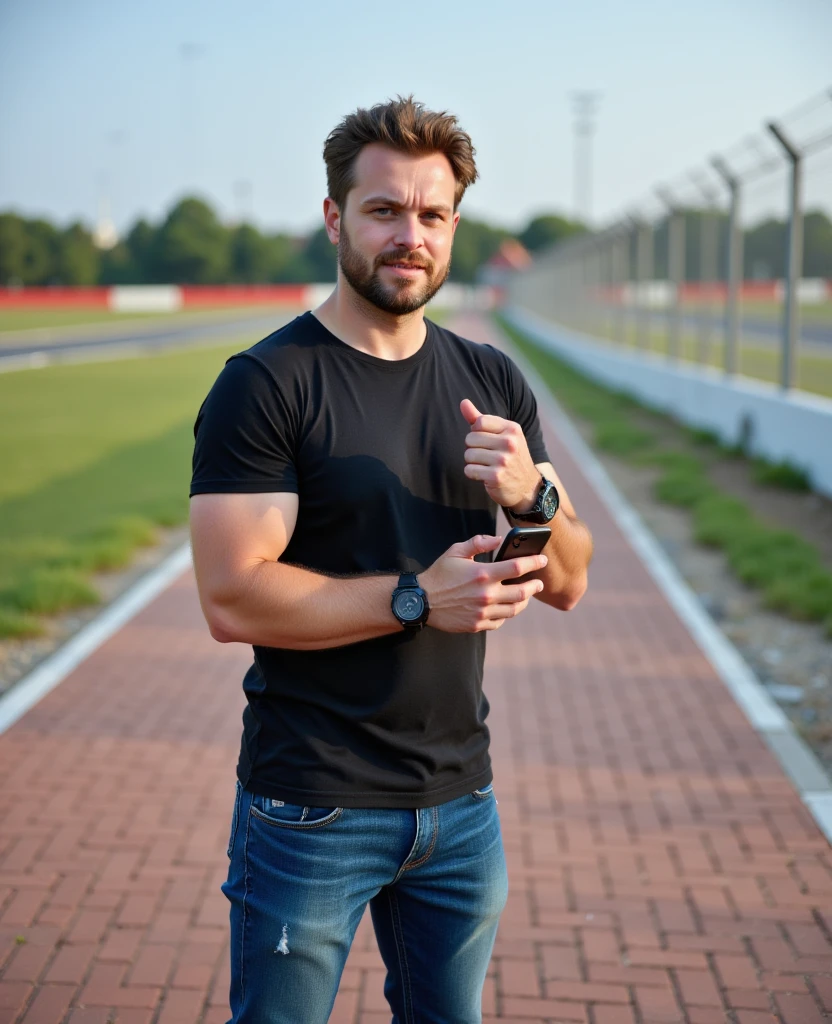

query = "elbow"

[
  {"left": 203, "top": 597, "right": 245, "bottom": 644},
  {"left": 546, "top": 572, "right": 588, "bottom": 611}
]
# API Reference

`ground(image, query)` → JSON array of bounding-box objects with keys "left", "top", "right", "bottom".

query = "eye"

[{"left": 372, "top": 207, "right": 393, "bottom": 216}]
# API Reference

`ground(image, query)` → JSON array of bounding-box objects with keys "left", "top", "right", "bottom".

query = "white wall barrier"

[
  {"left": 506, "top": 306, "right": 832, "bottom": 499},
  {"left": 109, "top": 285, "right": 182, "bottom": 312}
]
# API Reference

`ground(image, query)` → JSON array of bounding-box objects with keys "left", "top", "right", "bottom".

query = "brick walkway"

[{"left": 1, "top": 314, "right": 831, "bottom": 1024}]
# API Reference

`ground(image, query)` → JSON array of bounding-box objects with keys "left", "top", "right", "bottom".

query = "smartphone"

[{"left": 494, "top": 526, "right": 551, "bottom": 584}]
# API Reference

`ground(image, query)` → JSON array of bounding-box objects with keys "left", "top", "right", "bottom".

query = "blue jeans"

[{"left": 222, "top": 781, "right": 508, "bottom": 1023}]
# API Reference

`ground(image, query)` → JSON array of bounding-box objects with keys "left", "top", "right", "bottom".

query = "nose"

[{"left": 392, "top": 214, "right": 423, "bottom": 252}]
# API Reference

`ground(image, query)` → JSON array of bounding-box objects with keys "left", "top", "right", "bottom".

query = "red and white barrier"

[{"left": 0, "top": 283, "right": 500, "bottom": 312}]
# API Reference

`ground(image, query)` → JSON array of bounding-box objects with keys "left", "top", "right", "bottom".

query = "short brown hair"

[{"left": 323, "top": 95, "right": 478, "bottom": 211}]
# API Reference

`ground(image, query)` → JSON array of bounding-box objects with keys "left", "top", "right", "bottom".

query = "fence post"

[
  {"left": 767, "top": 121, "right": 804, "bottom": 391},
  {"left": 614, "top": 223, "right": 629, "bottom": 345},
  {"left": 711, "top": 156, "right": 743, "bottom": 377},
  {"left": 636, "top": 218, "right": 653, "bottom": 351},
  {"left": 657, "top": 190, "right": 684, "bottom": 362}
]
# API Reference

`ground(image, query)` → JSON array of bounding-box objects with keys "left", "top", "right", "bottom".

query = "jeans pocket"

[
  {"left": 227, "top": 781, "right": 243, "bottom": 858},
  {"left": 249, "top": 793, "right": 343, "bottom": 829},
  {"left": 471, "top": 782, "right": 495, "bottom": 800}
]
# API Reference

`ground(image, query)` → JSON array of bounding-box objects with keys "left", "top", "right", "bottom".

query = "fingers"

[
  {"left": 459, "top": 399, "right": 481, "bottom": 426},
  {"left": 460, "top": 399, "right": 514, "bottom": 435},
  {"left": 489, "top": 554, "right": 548, "bottom": 582},
  {"left": 491, "top": 581, "right": 544, "bottom": 605},
  {"left": 465, "top": 430, "right": 511, "bottom": 451},
  {"left": 464, "top": 447, "right": 505, "bottom": 467},
  {"left": 448, "top": 534, "right": 503, "bottom": 559},
  {"left": 471, "top": 413, "right": 513, "bottom": 434}
]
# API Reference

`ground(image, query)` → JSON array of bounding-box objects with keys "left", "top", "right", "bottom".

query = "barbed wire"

[{"left": 612, "top": 88, "right": 832, "bottom": 228}]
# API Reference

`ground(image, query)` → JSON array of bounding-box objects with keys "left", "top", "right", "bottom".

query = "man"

[{"left": 190, "top": 96, "right": 592, "bottom": 1024}]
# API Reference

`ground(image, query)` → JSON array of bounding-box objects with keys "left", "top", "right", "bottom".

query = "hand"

[
  {"left": 420, "top": 534, "right": 548, "bottom": 633},
  {"left": 460, "top": 399, "right": 541, "bottom": 510}
]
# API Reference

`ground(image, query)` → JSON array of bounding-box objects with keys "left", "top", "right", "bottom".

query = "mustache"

[{"left": 375, "top": 251, "right": 432, "bottom": 270}]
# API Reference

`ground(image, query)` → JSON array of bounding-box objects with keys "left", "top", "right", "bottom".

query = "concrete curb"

[
  {"left": 0, "top": 543, "right": 193, "bottom": 736},
  {"left": 500, "top": 309, "right": 832, "bottom": 846}
]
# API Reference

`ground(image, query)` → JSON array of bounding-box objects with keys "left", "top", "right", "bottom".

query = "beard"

[{"left": 337, "top": 226, "right": 451, "bottom": 315}]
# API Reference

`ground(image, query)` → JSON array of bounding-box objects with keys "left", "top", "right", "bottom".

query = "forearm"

[
  {"left": 507, "top": 509, "right": 592, "bottom": 610},
  {"left": 203, "top": 560, "right": 401, "bottom": 650}
]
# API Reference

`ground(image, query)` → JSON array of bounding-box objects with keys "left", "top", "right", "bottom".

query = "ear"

[
  {"left": 323, "top": 197, "right": 341, "bottom": 245},
  {"left": 451, "top": 210, "right": 460, "bottom": 236}
]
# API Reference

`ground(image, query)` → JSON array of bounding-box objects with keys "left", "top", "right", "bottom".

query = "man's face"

[{"left": 325, "top": 143, "right": 460, "bottom": 315}]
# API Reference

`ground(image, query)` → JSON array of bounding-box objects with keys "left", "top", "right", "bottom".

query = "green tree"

[
  {"left": 450, "top": 216, "right": 511, "bottom": 283},
  {"left": 803, "top": 210, "right": 832, "bottom": 278},
  {"left": 151, "top": 197, "right": 230, "bottom": 284},
  {"left": 302, "top": 225, "right": 337, "bottom": 281},
  {"left": 124, "top": 219, "right": 156, "bottom": 282},
  {"left": 99, "top": 242, "right": 138, "bottom": 284},
  {"left": 745, "top": 218, "right": 785, "bottom": 280},
  {"left": 519, "top": 213, "right": 585, "bottom": 253},
  {"left": 230, "top": 223, "right": 272, "bottom": 283},
  {"left": 22, "top": 218, "right": 60, "bottom": 284},
  {"left": 268, "top": 234, "right": 311, "bottom": 283},
  {"left": 57, "top": 222, "right": 99, "bottom": 285},
  {"left": 0, "top": 213, "right": 28, "bottom": 285}
]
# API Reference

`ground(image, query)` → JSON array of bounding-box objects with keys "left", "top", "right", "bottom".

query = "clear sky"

[{"left": 1, "top": 0, "right": 830, "bottom": 237}]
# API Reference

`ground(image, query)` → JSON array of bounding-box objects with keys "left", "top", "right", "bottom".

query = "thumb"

[
  {"left": 448, "top": 534, "right": 502, "bottom": 560},
  {"left": 460, "top": 398, "right": 482, "bottom": 427}
]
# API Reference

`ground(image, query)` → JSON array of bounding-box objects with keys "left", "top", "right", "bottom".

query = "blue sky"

[{"left": 1, "top": 0, "right": 830, "bottom": 236}]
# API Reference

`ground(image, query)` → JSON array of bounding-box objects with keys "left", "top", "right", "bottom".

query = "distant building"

[{"left": 477, "top": 239, "right": 532, "bottom": 287}]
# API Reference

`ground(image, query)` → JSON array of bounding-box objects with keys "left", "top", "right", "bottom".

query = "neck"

[{"left": 313, "top": 273, "right": 427, "bottom": 360}]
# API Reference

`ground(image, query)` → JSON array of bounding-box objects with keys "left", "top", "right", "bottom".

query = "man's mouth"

[{"left": 382, "top": 261, "right": 427, "bottom": 272}]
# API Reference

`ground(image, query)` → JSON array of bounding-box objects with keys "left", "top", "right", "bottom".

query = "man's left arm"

[
  {"left": 461, "top": 399, "right": 593, "bottom": 611},
  {"left": 505, "top": 459, "right": 593, "bottom": 610}
]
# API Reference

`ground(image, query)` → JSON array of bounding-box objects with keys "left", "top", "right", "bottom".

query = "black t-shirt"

[{"left": 190, "top": 312, "right": 549, "bottom": 808}]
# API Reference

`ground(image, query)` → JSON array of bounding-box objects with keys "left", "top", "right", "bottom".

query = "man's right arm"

[{"left": 189, "top": 492, "right": 548, "bottom": 650}]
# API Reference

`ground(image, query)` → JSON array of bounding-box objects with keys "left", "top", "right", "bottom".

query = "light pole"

[
  {"left": 570, "top": 92, "right": 601, "bottom": 226},
  {"left": 180, "top": 42, "right": 205, "bottom": 191}
]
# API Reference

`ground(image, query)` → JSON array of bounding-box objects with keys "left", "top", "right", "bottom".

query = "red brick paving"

[{"left": 1, "top": 314, "right": 831, "bottom": 1023}]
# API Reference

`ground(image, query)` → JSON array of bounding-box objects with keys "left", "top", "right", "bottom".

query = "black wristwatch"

[
  {"left": 504, "top": 477, "right": 559, "bottom": 524},
  {"left": 391, "top": 572, "right": 430, "bottom": 631}
]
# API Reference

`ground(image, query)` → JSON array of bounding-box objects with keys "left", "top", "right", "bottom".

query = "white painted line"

[
  {"left": 0, "top": 543, "right": 193, "bottom": 735},
  {"left": 803, "top": 792, "right": 832, "bottom": 844},
  {"left": 499, "top": 313, "right": 832, "bottom": 842}
]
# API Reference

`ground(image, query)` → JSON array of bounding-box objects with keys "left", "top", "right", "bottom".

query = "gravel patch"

[{"left": 579, "top": 424, "right": 832, "bottom": 777}]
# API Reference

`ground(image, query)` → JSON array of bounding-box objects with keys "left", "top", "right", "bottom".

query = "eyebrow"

[{"left": 359, "top": 195, "right": 453, "bottom": 214}]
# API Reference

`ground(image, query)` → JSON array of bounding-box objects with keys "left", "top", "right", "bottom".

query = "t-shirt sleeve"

[
  {"left": 190, "top": 353, "right": 299, "bottom": 496},
  {"left": 498, "top": 349, "right": 550, "bottom": 466}
]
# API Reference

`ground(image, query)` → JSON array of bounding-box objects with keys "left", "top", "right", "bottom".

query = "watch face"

[
  {"left": 394, "top": 590, "right": 425, "bottom": 621},
  {"left": 543, "top": 488, "right": 559, "bottom": 520}
]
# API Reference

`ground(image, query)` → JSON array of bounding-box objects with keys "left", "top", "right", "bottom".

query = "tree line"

[
  {"left": 0, "top": 199, "right": 584, "bottom": 288},
  {"left": 1, "top": 196, "right": 830, "bottom": 288}
]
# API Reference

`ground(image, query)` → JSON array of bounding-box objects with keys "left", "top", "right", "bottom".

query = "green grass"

[
  {"left": 750, "top": 458, "right": 811, "bottom": 491},
  {"left": 0, "top": 308, "right": 177, "bottom": 332},
  {"left": 0, "top": 336, "right": 247, "bottom": 634},
  {"left": 0, "top": 303, "right": 294, "bottom": 337},
  {"left": 497, "top": 314, "right": 832, "bottom": 636}
]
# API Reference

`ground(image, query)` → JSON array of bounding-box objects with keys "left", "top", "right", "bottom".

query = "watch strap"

[
  {"left": 397, "top": 572, "right": 419, "bottom": 589},
  {"left": 505, "top": 478, "right": 557, "bottom": 523}
]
